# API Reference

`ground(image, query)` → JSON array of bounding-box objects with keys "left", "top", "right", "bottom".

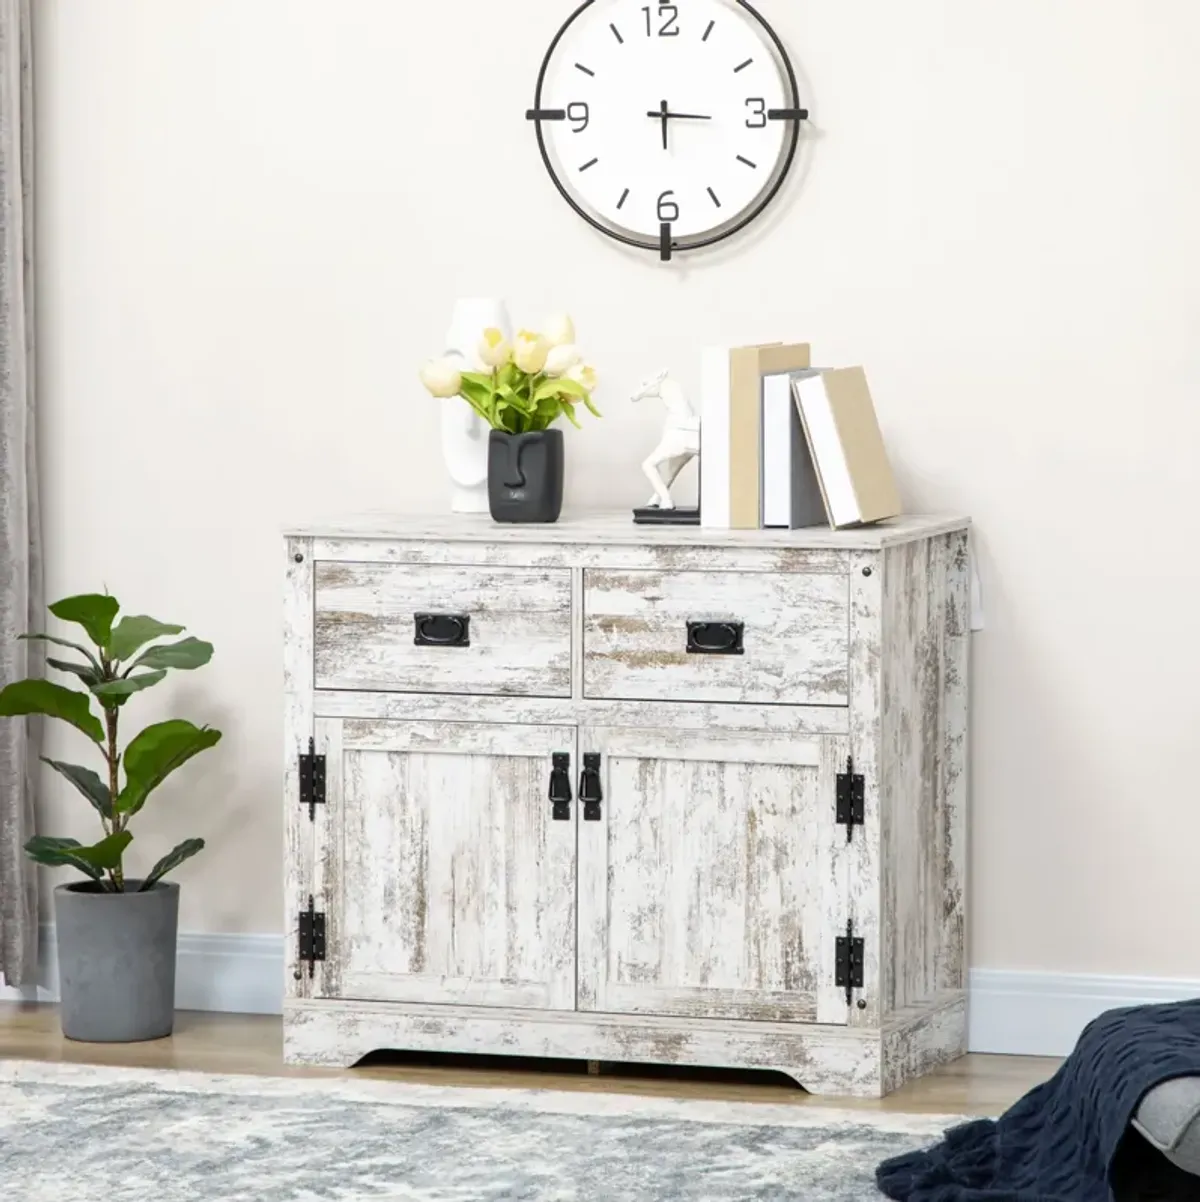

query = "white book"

[
  {"left": 761, "top": 369, "right": 827, "bottom": 529},
  {"left": 761, "top": 372, "right": 793, "bottom": 528},
  {"left": 700, "top": 347, "right": 733, "bottom": 529}
]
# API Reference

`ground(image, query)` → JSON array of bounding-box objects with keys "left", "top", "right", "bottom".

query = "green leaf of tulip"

[
  {"left": 0, "top": 679, "right": 105, "bottom": 744},
  {"left": 127, "top": 637, "right": 213, "bottom": 673},
  {"left": 534, "top": 376, "right": 589, "bottom": 404},
  {"left": 48, "top": 594, "right": 120, "bottom": 651},
  {"left": 116, "top": 719, "right": 223, "bottom": 816},
  {"left": 141, "top": 837, "right": 205, "bottom": 889},
  {"left": 24, "top": 835, "right": 104, "bottom": 881},
  {"left": 107, "top": 616, "right": 185, "bottom": 663},
  {"left": 41, "top": 758, "right": 113, "bottom": 820}
]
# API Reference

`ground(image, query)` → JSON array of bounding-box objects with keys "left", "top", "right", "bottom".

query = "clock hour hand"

[
  {"left": 656, "top": 99, "right": 669, "bottom": 150},
  {"left": 651, "top": 110, "right": 713, "bottom": 121}
]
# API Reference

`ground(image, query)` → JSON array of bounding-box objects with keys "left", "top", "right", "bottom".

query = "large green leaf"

[
  {"left": 20, "top": 634, "right": 102, "bottom": 673},
  {"left": 24, "top": 835, "right": 104, "bottom": 882},
  {"left": 91, "top": 671, "right": 168, "bottom": 702},
  {"left": 128, "top": 637, "right": 213, "bottom": 673},
  {"left": 107, "top": 616, "right": 184, "bottom": 663},
  {"left": 49, "top": 594, "right": 120, "bottom": 651},
  {"left": 46, "top": 657, "right": 101, "bottom": 687},
  {"left": 141, "top": 838, "right": 205, "bottom": 890},
  {"left": 116, "top": 720, "right": 222, "bottom": 816},
  {"left": 73, "top": 830, "right": 133, "bottom": 870},
  {"left": 42, "top": 758, "right": 113, "bottom": 820},
  {"left": 0, "top": 680, "right": 105, "bottom": 743}
]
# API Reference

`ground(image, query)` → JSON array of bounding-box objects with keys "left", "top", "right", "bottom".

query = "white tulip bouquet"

[{"left": 420, "top": 314, "right": 602, "bottom": 435}]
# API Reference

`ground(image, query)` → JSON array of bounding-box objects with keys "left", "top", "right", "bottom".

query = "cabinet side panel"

[
  {"left": 938, "top": 531, "right": 970, "bottom": 992},
  {"left": 880, "top": 534, "right": 958, "bottom": 1011},
  {"left": 284, "top": 537, "right": 315, "bottom": 999}
]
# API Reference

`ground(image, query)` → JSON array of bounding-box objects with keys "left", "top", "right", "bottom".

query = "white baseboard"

[
  {"left": 6, "top": 930, "right": 1198, "bottom": 1060},
  {"left": 967, "top": 969, "right": 1200, "bottom": 1058},
  {"left": 0, "top": 925, "right": 284, "bottom": 1016}
]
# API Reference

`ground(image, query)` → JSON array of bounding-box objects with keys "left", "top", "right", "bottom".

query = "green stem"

[{"left": 104, "top": 697, "right": 124, "bottom": 893}]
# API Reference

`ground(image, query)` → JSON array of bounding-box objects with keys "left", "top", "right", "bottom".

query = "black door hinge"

[
  {"left": 579, "top": 753, "right": 603, "bottom": 822},
  {"left": 836, "top": 757, "right": 865, "bottom": 842},
  {"left": 835, "top": 920, "right": 865, "bottom": 1008},
  {"left": 298, "top": 895, "right": 326, "bottom": 978},
  {"left": 299, "top": 737, "right": 326, "bottom": 822}
]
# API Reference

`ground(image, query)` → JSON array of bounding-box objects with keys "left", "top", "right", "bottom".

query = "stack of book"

[{"left": 699, "top": 343, "right": 902, "bottom": 531}]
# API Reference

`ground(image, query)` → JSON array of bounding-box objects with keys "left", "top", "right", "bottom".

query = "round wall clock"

[{"left": 525, "top": 0, "right": 808, "bottom": 261}]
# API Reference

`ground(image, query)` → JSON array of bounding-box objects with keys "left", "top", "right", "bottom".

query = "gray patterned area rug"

[{"left": 0, "top": 1059, "right": 965, "bottom": 1200}]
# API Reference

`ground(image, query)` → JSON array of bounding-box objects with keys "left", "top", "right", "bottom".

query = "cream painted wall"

[{"left": 29, "top": 1, "right": 1200, "bottom": 977}]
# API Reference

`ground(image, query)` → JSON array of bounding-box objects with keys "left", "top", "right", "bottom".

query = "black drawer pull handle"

[
  {"left": 686, "top": 621, "right": 744, "bottom": 656},
  {"left": 414, "top": 613, "right": 471, "bottom": 648}
]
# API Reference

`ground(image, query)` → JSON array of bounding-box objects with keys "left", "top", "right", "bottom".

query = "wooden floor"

[{"left": 0, "top": 1002, "right": 1059, "bottom": 1117}]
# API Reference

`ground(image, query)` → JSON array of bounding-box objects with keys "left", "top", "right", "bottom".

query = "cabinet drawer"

[
  {"left": 583, "top": 569, "right": 849, "bottom": 706},
  {"left": 314, "top": 563, "right": 572, "bottom": 697}
]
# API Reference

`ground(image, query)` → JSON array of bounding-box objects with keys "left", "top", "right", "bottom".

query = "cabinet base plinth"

[{"left": 283, "top": 991, "right": 966, "bottom": 1100}]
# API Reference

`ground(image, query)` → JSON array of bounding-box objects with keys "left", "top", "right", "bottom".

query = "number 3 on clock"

[{"left": 642, "top": 4, "right": 679, "bottom": 37}]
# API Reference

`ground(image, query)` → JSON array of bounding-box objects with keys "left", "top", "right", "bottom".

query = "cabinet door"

[
  {"left": 577, "top": 729, "right": 849, "bottom": 1025},
  {"left": 312, "top": 718, "right": 577, "bottom": 1011}
]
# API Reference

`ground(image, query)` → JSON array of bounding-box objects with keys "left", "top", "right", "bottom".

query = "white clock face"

[{"left": 535, "top": 0, "right": 798, "bottom": 252}]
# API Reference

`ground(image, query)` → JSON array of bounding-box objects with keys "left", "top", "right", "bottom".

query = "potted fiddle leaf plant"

[
  {"left": 0, "top": 592, "right": 221, "bottom": 1044},
  {"left": 420, "top": 313, "right": 601, "bottom": 524}
]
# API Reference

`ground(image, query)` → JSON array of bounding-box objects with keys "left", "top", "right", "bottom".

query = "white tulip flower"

[
  {"left": 567, "top": 363, "right": 599, "bottom": 392},
  {"left": 419, "top": 358, "right": 463, "bottom": 398},
  {"left": 513, "top": 330, "right": 550, "bottom": 374},
  {"left": 543, "top": 314, "right": 576, "bottom": 348},
  {"left": 478, "top": 328, "right": 511, "bottom": 369},
  {"left": 544, "top": 343, "right": 583, "bottom": 378}
]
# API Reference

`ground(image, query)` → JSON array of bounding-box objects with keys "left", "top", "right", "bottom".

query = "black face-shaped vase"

[{"left": 488, "top": 429, "right": 565, "bottom": 524}]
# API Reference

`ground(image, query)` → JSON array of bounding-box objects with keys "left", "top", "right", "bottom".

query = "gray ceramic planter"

[{"left": 54, "top": 880, "right": 180, "bottom": 1043}]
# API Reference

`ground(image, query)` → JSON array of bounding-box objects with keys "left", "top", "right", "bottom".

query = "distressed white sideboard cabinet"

[{"left": 282, "top": 512, "right": 971, "bottom": 1098}]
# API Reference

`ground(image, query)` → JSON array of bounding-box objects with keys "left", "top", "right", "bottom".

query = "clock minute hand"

[{"left": 660, "top": 111, "right": 712, "bottom": 121}]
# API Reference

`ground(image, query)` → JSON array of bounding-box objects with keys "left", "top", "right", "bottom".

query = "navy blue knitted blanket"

[{"left": 877, "top": 1000, "right": 1200, "bottom": 1201}]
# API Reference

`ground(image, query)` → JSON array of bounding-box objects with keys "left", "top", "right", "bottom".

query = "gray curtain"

[{"left": 0, "top": 0, "right": 41, "bottom": 987}]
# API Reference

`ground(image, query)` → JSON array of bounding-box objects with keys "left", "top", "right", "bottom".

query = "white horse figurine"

[{"left": 631, "top": 369, "right": 701, "bottom": 511}]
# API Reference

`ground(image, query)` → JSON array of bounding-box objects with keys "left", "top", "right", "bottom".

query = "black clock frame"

[{"left": 525, "top": 0, "right": 808, "bottom": 261}]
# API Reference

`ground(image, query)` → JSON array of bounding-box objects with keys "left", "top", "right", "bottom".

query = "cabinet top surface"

[{"left": 285, "top": 511, "right": 970, "bottom": 549}]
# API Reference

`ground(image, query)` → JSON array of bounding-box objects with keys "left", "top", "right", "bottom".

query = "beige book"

[
  {"left": 792, "top": 367, "right": 902, "bottom": 529},
  {"left": 728, "top": 343, "right": 812, "bottom": 529}
]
